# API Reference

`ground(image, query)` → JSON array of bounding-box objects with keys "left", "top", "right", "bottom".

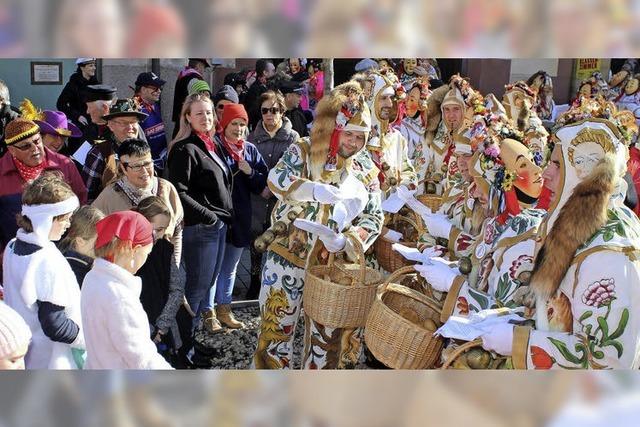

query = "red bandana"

[
  {"left": 12, "top": 155, "right": 48, "bottom": 183},
  {"left": 221, "top": 135, "right": 245, "bottom": 162},
  {"left": 196, "top": 131, "right": 216, "bottom": 153}
]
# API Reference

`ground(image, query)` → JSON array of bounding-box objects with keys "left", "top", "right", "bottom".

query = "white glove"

[
  {"left": 422, "top": 212, "right": 453, "bottom": 239},
  {"left": 396, "top": 185, "right": 416, "bottom": 201},
  {"left": 319, "top": 233, "right": 346, "bottom": 253},
  {"left": 78, "top": 116, "right": 88, "bottom": 126},
  {"left": 313, "top": 183, "right": 344, "bottom": 204},
  {"left": 481, "top": 322, "right": 514, "bottom": 356},
  {"left": 414, "top": 257, "right": 459, "bottom": 292},
  {"left": 420, "top": 246, "right": 444, "bottom": 260}
]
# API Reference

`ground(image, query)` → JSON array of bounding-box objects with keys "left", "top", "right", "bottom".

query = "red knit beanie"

[{"left": 219, "top": 103, "right": 248, "bottom": 131}]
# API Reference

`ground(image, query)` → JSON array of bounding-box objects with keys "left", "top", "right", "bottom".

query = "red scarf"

[
  {"left": 221, "top": 135, "right": 245, "bottom": 162},
  {"left": 196, "top": 131, "right": 216, "bottom": 153},
  {"left": 12, "top": 155, "right": 48, "bottom": 183}
]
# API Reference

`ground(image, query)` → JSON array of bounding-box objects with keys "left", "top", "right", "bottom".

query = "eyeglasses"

[
  {"left": 11, "top": 137, "right": 43, "bottom": 151},
  {"left": 122, "top": 160, "right": 154, "bottom": 172},
  {"left": 112, "top": 119, "right": 139, "bottom": 128},
  {"left": 144, "top": 86, "right": 162, "bottom": 93},
  {"left": 261, "top": 107, "right": 281, "bottom": 115}
]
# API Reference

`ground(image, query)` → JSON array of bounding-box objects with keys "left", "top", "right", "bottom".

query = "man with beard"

[
  {"left": 253, "top": 81, "right": 383, "bottom": 369},
  {"left": 415, "top": 75, "right": 471, "bottom": 195},
  {"left": 362, "top": 70, "right": 417, "bottom": 200}
]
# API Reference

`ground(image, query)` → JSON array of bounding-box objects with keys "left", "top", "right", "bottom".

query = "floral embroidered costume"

[{"left": 253, "top": 82, "right": 384, "bottom": 370}]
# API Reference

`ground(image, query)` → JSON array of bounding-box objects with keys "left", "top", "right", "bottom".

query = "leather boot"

[
  {"left": 202, "top": 308, "right": 223, "bottom": 334},
  {"left": 216, "top": 304, "right": 245, "bottom": 329}
]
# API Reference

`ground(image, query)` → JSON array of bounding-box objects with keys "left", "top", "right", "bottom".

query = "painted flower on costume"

[
  {"left": 456, "top": 297, "right": 470, "bottom": 315},
  {"left": 582, "top": 278, "right": 616, "bottom": 308}
]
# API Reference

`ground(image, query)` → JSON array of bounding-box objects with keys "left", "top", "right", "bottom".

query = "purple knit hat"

[{"left": 34, "top": 110, "right": 82, "bottom": 138}]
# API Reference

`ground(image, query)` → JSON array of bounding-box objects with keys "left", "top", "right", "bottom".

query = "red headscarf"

[{"left": 95, "top": 211, "right": 153, "bottom": 250}]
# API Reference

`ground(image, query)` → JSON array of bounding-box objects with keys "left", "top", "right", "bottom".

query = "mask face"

[
  {"left": 500, "top": 139, "right": 543, "bottom": 198},
  {"left": 403, "top": 58, "right": 417, "bottom": 75},
  {"left": 624, "top": 78, "right": 639, "bottom": 95},
  {"left": 579, "top": 83, "right": 592, "bottom": 98}
]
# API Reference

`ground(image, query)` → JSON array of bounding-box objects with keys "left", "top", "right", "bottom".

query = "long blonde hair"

[{"left": 169, "top": 93, "right": 216, "bottom": 152}]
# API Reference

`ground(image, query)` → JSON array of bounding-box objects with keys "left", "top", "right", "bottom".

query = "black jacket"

[
  {"left": 285, "top": 107, "right": 309, "bottom": 137},
  {"left": 56, "top": 72, "right": 99, "bottom": 126},
  {"left": 171, "top": 69, "right": 202, "bottom": 137},
  {"left": 244, "top": 81, "right": 269, "bottom": 131},
  {"left": 167, "top": 133, "right": 233, "bottom": 226}
]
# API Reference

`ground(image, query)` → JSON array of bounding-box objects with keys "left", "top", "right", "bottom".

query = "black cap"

[
  {"left": 279, "top": 80, "right": 304, "bottom": 95},
  {"left": 84, "top": 84, "right": 117, "bottom": 103},
  {"left": 189, "top": 58, "right": 211, "bottom": 68},
  {"left": 134, "top": 72, "right": 166, "bottom": 88}
]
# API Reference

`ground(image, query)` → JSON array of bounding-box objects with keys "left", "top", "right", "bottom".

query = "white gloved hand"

[
  {"left": 313, "top": 183, "right": 344, "bottom": 204},
  {"left": 396, "top": 185, "right": 416, "bottom": 201},
  {"left": 420, "top": 246, "right": 444, "bottom": 260},
  {"left": 414, "top": 257, "right": 459, "bottom": 292},
  {"left": 481, "top": 322, "right": 515, "bottom": 356},
  {"left": 319, "top": 233, "right": 346, "bottom": 253},
  {"left": 78, "top": 116, "right": 89, "bottom": 126},
  {"left": 422, "top": 212, "right": 453, "bottom": 239}
]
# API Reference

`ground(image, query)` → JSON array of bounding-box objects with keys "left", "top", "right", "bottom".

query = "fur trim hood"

[
  {"left": 531, "top": 154, "right": 617, "bottom": 300},
  {"left": 308, "top": 81, "right": 369, "bottom": 181}
]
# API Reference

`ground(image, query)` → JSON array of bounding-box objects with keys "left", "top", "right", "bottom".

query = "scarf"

[
  {"left": 12, "top": 155, "right": 48, "bottom": 183},
  {"left": 116, "top": 176, "right": 158, "bottom": 206},
  {"left": 221, "top": 135, "right": 245, "bottom": 162},
  {"left": 196, "top": 131, "right": 216, "bottom": 153}
]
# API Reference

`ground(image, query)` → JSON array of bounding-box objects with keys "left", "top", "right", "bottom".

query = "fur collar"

[{"left": 530, "top": 155, "right": 616, "bottom": 300}]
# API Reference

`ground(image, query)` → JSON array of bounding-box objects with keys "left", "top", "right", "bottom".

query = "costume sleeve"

[
  {"left": 439, "top": 277, "right": 496, "bottom": 322},
  {"left": 167, "top": 144, "right": 218, "bottom": 225},
  {"left": 512, "top": 251, "right": 640, "bottom": 369},
  {"left": 448, "top": 228, "right": 479, "bottom": 259},
  {"left": 267, "top": 141, "right": 315, "bottom": 202},
  {"left": 155, "top": 256, "right": 185, "bottom": 334},
  {"left": 399, "top": 135, "right": 418, "bottom": 189},
  {"left": 344, "top": 178, "right": 384, "bottom": 258},
  {"left": 37, "top": 301, "right": 80, "bottom": 344},
  {"left": 105, "top": 294, "right": 173, "bottom": 369}
]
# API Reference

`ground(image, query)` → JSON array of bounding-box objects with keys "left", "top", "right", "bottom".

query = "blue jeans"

[
  {"left": 215, "top": 244, "right": 245, "bottom": 305},
  {"left": 182, "top": 221, "right": 227, "bottom": 330}
]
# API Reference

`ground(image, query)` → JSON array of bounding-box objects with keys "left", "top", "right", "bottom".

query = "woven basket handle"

[
  {"left": 379, "top": 266, "right": 444, "bottom": 314},
  {"left": 393, "top": 213, "right": 426, "bottom": 237},
  {"left": 440, "top": 338, "right": 484, "bottom": 369},
  {"left": 328, "top": 237, "right": 367, "bottom": 285}
]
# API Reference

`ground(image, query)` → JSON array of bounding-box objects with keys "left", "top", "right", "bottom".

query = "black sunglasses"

[{"left": 261, "top": 107, "right": 280, "bottom": 115}]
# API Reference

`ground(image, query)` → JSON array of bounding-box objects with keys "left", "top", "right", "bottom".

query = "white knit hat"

[{"left": 0, "top": 302, "right": 31, "bottom": 359}]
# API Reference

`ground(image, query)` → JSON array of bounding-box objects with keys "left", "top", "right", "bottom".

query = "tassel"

[{"left": 497, "top": 188, "right": 521, "bottom": 224}]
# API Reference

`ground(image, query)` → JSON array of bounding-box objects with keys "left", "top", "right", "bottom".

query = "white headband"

[{"left": 21, "top": 196, "right": 80, "bottom": 241}]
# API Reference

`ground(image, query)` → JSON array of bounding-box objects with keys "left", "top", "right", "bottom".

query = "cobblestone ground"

[{"left": 193, "top": 305, "right": 372, "bottom": 369}]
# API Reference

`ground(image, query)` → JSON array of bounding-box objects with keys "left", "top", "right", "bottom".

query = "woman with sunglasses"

[
  {"left": 245, "top": 90, "right": 300, "bottom": 298},
  {"left": 92, "top": 138, "right": 184, "bottom": 267}
]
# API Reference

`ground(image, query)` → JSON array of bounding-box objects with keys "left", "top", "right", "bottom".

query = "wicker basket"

[
  {"left": 441, "top": 339, "right": 484, "bottom": 369},
  {"left": 374, "top": 214, "right": 423, "bottom": 273},
  {"left": 364, "top": 266, "right": 445, "bottom": 369},
  {"left": 417, "top": 194, "right": 443, "bottom": 213},
  {"left": 304, "top": 241, "right": 383, "bottom": 328}
]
